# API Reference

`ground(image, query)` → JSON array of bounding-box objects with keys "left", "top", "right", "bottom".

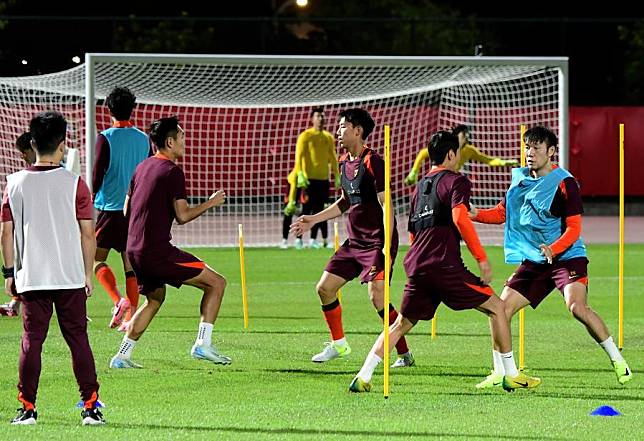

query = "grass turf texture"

[{"left": 0, "top": 244, "right": 642, "bottom": 440}]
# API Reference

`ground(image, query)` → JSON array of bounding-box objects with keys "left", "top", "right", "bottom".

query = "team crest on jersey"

[{"left": 353, "top": 168, "right": 359, "bottom": 178}]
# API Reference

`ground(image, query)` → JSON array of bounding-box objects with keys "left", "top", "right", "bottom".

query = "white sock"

[
  {"left": 116, "top": 336, "right": 137, "bottom": 359},
  {"left": 500, "top": 351, "right": 519, "bottom": 377},
  {"left": 357, "top": 352, "right": 382, "bottom": 383},
  {"left": 196, "top": 322, "right": 214, "bottom": 347},
  {"left": 492, "top": 350, "right": 505, "bottom": 375},
  {"left": 333, "top": 337, "right": 347, "bottom": 347},
  {"left": 599, "top": 336, "right": 624, "bottom": 362}
]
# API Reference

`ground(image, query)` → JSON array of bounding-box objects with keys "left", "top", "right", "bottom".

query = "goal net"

[{"left": 0, "top": 55, "right": 567, "bottom": 247}]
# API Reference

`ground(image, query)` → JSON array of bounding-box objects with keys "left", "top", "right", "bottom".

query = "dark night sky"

[
  {"left": 1, "top": 0, "right": 643, "bottom": 104},
  {"left": 5, "top": 1, "right": 641, "bottom": 20}
]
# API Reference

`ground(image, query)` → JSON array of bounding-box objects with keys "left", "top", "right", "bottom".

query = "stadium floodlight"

[
  {"left": 275, "top": 0, "right": 308, "bottom": 15},
  {"left": 0, "top": 54, "right": 568, "bottom": 247}
]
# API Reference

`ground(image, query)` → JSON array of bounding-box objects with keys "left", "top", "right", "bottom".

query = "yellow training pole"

[
  {"left": 383, "top": 124, "right": 392, "bottom": 399},
  {"left": 618, "top": 123, "right": 625, "bottom": 349},
  {"left": 238, "top": 224, "right": 249, "bottom": 329},
  {"left": 519, "top": 124, "right": 527, "bottom": 371},
  {"left": 431, "top": 311, "right": 437, "bottom": 340},
  {"left": 334, "top": 221, "right": 342, "bottom": 304}
]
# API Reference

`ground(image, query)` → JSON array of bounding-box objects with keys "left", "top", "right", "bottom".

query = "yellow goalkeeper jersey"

[
  {"left": 288, "top": 128, "right": 339, "bottom": 202},
  {"left": 410, "top": 143, "right": 500, "bottom": 174}
]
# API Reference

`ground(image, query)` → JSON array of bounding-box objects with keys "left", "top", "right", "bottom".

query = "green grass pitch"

[{"left": 0, "top": 244, "right": 642, "bottom": 440}]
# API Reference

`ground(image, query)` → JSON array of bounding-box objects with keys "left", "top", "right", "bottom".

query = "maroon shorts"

[
  {"left": 95, "top": 210, "right": 128, "bottom": 252},
  {"left": 127, "top": 246, "right": 205, "bottom": 295},
  {"left": 505, "top": 257, "right": 589, "bottom": 309},
  {"left": 325, "top": 242, "right": 397, "bottom": 284},
  {"left": 400, "top": 266, "right": 495, "bottom": 321}
]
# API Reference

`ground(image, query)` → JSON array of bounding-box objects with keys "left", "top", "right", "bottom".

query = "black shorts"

[
  {"left": 505, "top": 257, "right": 589, "bottom": 308},
  {"left": 128, "top": 246, "right": 205, "bottom": 294},
  {"left": 95, "top": 210, "right": 128, "bottom": 252},
  {"left": 325, "top": 242, "right": 397, "bottom": 284},
  {"left": 400, "top": 266, "right": 494, "bottom": 321}
]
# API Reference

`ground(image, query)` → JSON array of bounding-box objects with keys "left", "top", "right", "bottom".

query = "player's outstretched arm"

[
  {"left": 470, "top": 200, "right": 506, "bottom": 224},
  {"left": 488, "top": 158, "right": 519, "bottom": 167},
  {"left": 452, "top": 204, "right": 492, "bottom": 284},
  {"left": 290, "top": 194, "right": 346, "bottom": 236},
  {"left": 466, "top": 144, "right": 518, "bottom": 167},
  {"left": 404, "top": 148, "right": 429, "bottom": 185},
  {"left": 174, "top": 190, "right": 226, "bottom": 225}
]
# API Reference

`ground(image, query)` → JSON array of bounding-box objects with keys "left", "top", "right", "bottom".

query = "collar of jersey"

[
  {"left": 154, "top": 152, "right": 172, "bottom": 161},
  {"left": 112, "top": 120, "right": 134, "bottom": 128}
]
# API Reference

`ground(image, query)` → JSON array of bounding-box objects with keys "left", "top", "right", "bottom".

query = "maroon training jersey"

[
  {"left": 126, "top": 154, "right": 187, "bottom": 254},
  {"left": 403, "top": 168, "right": 471, "bottom": 276},
  {"left": 2, "top": 165, "right": 92, "bottom": 222},
  {"left": 549, "top": 176, "right": 583, "bottom": 219},
  {"left": 338, "top": 147, "right": 398, "bottom": 249}
]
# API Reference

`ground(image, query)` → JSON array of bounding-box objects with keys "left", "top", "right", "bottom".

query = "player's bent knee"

[
  {"left": 316, "top": 282, "right": 334, "bottom": 301},
  {"left": 479, "top": 295, "right": 503, "bottom": 316},
  {"left": 146, "top": 288, "right": 166, "bottom": 306},
  {"left": 568, "top": 301, "right": 587, "bottom": 320},
  {"left": 213, "top": 273, "right": 227, "bottom": 293},
  {"left": 194, "top": 268, "right": 226, "bottom": 292},
  {"left": 393, "top": 315, "right": 415, "bottom": 335}
]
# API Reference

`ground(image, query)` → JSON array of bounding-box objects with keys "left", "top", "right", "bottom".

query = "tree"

[
  {"left": 0, "top": 0, "right": 18, "bottom": 30},
  {"left": 303, "top": 0, "right": 482, "bottom": 55},
  {"left": 113, "top": 12, "right": 216, "bottom": 53},
  {"left": 618, "top": 21, "right": 644, "bottom": 103}
]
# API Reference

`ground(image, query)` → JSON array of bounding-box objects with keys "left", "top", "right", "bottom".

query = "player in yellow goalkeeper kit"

[
  {"left": 283, "top": 107, "right": 340, "bottom": 249},
  {"left": 404, "top": 125, "right": 518, "bottom": 185}
]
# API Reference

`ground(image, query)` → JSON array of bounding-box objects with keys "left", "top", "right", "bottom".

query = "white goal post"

[{"left": 0, "top": 54, "right": 568, "bottom": 247}]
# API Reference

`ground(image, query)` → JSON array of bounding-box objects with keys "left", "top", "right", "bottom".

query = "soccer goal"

[{"left": 0, "top": 54, "right": 568, "bottom": 247}]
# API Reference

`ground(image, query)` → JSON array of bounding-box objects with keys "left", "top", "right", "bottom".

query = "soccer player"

[
  {"left": 284, "top": 107, "right": 340, "bottom": 249},
  {"left": 348, "top": 131, "right": 540, "bottom": 393},
  {"left": 15, "top": 131, "right": 36, "bottom": 165},
  {"left": 1, "top": 111, "right": 104, "bottom": 425},
  {"left": 404, "top": 124, "right": 518, "bottom": 185},
  {"left": 109, "top": 116, "right": 230, "bottom": 369},
  {"left": 290, "top": 108, "right": 413, "bottom": 368},
  {"left": 1, "top": 132, "right": 35, "bottom": 318},
  {"left": 471, "top": 126, "right": 633, "bottom": 387},
  {"left": 92, "top": 87, "right": 151, "bottom": 330}
]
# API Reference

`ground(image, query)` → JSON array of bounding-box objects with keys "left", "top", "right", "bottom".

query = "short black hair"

[
  {"left": 29, "top": 111, "right": 67, "bottom": 155},
  {"left": 428, "top": 131, "right": 459, "bottom": 165},
  {"left": 310, "top": 107, "right": 324, "bottom": 117},
  {"left": 524, "top": 126, "right": 558, "bottom": 149},
  {"left": 106, "top": 87, "right": 136, "bottom": 121},
  {"left": 451, "top": 124, "right": 470, "bottom": 139},
  {"left": 15, "top": 132, "right": 32, "bottom": 154},
  {"left": 338, "top": 108, "right": 375, "bottom": 139},
  {"left": 149, "top": 116, "right": 180, "bottom": 150}
]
